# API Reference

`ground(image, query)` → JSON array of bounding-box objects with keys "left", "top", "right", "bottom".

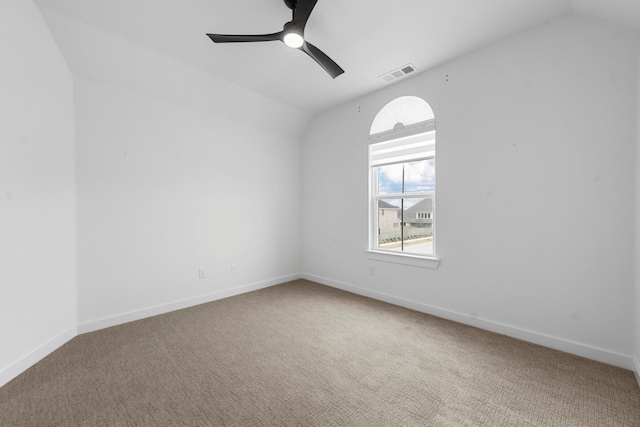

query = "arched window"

[
  {"left": 368, "top": 96, "right": 436, "bottom": 259},
  {"left": 369, "top": 96, "right": 434, "bottom": 136}
]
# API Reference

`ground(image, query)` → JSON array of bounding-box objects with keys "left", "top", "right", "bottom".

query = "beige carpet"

[{"left": 1, "top": 279, "right": 639, "bottom": 426}]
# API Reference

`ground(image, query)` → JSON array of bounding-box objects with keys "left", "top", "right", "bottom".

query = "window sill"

[{"left": 365, "top": 250, "right": 440, "bottom": 269}]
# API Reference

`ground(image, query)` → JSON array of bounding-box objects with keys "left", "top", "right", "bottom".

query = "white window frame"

[{"left": 366, "top": 120, "right": 440, "bottom": 269}]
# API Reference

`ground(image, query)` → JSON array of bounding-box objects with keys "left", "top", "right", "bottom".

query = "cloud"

[{"left": 378, "top": 160, "right": 435, "bottom": 193}]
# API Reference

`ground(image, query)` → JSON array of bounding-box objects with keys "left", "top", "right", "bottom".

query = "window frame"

[{"left": 366, "top": 119, "right": 440, "bottom": 269}]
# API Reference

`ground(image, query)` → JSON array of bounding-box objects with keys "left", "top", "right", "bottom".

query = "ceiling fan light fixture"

[{"left": 283, "top": 32, "right": 304, "bottom": 48}]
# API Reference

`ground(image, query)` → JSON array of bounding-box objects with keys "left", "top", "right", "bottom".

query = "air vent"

[{"left": 379, "top": 64, "right": 417, "bottom": 83}]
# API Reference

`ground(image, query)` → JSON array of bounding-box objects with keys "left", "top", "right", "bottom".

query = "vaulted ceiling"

[{"left": 34, "top": 0, "right": 640, "bottom": 114}]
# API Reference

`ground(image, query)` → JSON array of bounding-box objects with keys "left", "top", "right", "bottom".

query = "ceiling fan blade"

[
  {"left": 302, "top": 41, "right": 344, "bottom": 79},
  {"left": 207, "top": 32, "right": 282, "bottom": 43},
  {"left": 292, "top": 0, "right": 318, "bottom": 28}
]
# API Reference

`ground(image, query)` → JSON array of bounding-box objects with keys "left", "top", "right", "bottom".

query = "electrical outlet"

[
  {"left": 369, "top": 266, "right": 375, "bottom": 276},
  {"left": 198, "top": 269, "right": 206, "bottom": 279},
  {"left": 231, "top": 264, "right": 238, "bottom": 274}
]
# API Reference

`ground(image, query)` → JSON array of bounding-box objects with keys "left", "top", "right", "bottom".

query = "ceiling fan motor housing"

[{"left": 284, "top": 0, "right": 298, "bottom": 10}]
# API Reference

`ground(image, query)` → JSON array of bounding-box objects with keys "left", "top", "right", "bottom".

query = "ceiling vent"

[{"left": 379, "top": 64, "right": 417, "bottom": 83}]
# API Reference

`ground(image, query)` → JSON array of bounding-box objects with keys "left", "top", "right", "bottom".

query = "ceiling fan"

[{"left": 206, "top": 0, "right": 344, "bottom": 79}]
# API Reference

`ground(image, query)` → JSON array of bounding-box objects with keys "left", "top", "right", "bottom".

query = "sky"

[{"left": 377, "top": 159, "right": 435, "bottom": 209}]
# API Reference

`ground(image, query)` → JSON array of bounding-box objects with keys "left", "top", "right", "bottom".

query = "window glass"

[
  {"left": 377, "top": 160, "right": 435, "bottom": 195},
  {"left": 370, "top": 96, "right": 435, "bottom": 136}
]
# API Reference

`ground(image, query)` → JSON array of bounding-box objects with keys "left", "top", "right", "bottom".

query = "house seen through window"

[{"left": 369, "top": 96, "right": 436, "bottom": 257}]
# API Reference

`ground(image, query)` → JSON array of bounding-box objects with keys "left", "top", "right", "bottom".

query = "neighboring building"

[
  {"left": 403, "top": 198, "right": 433, "bottom": 231},
  {"left": 378, "top": 199, "right": 433, "bottom": 243},
  {"left": 378, "top": 200, "right": 401, "bottom": 233}
]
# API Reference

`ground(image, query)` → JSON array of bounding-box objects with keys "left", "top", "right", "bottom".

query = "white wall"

[
  {"left": 302, "top": 15, "right": 639, "bottom": 369},
  {"left": 31, "top": 7, "right": 306, "bottom": 330},
  {"left": 0, "top": 1, "right": 77, "bottom": 386},
  {"left": 75, "top": 77, "right": 303, "bottom": 329}
]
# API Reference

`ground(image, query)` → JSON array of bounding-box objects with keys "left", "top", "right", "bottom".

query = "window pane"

[
  {"left": 370, "top": 96, "right": 435, "bottom": 135},
  {"left": 376, "top": 164, "right": 404, "bottom": 195},
  {"left": 404, "top": 160, "right": 435, "bottom": 193},
  {"left": 377, "top": 198, "right": 434, "bottom": 256},
  {"left": 376, "top": 159, "right": 435, "bottom": 195},
  {"left": 402, "top": 198, "right": 434, "bottom": 255},
  {"left": 377, "top": 199, "right": 401, "bottom": 246}
]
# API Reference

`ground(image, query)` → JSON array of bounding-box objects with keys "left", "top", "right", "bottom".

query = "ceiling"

[{"left": 33, "top": 0, "right": 640, "bottom": 114}]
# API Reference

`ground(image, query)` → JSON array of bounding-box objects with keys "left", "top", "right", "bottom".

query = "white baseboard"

[
  {"left": 78, "top": 273, "right": 302, "bottom": 334},
  {"left": 634, "top": 356, "right": 640, "bottom": 389},
  {"left": 302, "top": 273, "right": 633, "bottom": 370},
  {"left": 0, "top": 325, "right": 77, "bottom": 388}
]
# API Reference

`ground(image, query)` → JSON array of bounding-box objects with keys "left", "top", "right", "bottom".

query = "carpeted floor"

[{"left": 1, "top": 279, "right": 639, "bottom": 426}]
